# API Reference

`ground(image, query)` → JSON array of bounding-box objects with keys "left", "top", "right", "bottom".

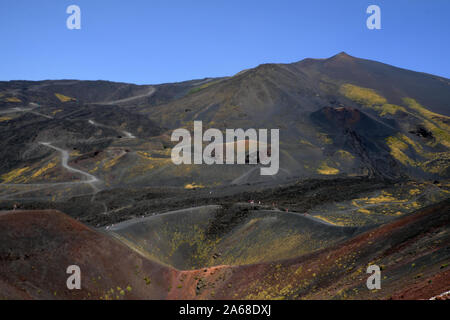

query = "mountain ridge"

[{"left": 1, "top": 52, "right": 449, "bottom": 196}]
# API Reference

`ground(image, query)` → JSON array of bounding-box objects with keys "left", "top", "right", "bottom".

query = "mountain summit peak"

[{"left": 333, "top": 51, "right": 353, "bottom": 59}]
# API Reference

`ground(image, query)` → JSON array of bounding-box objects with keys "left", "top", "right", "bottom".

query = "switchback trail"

[{"left": 39, "top": 142, "right": 100, "bottom": 192}]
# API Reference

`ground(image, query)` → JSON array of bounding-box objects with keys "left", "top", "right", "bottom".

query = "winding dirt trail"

[
  {"left": 0, "top": 142, "right": 102, "bottom": 200},
  {"left": 38, "top": 142, "right": 100, "bottom": 192},
  {"left": 0, "top": 104, "right": 53, "bottom": 119},
  {"left": 89, "top": 86, "right": 156, "bottom": 105},
  {"left": 87, "top": 119, "right": 136, "bottom": 139}
]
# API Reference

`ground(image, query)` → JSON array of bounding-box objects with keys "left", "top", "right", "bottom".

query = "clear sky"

[{"left": 1, "top": 0, "right": 449, "bottom": 84}]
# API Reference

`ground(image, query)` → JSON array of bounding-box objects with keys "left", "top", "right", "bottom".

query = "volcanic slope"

[
  {"left": 0, "top": 210, "right": 175, "bottom": 300},
  {"left": 106, "top": 204, "right": 363, "bottom": 270},
  {"left": 1, "top": 53, "right": 450, "bottom": 193},
  {"left": 1, "top": 52, "right": 449, "bottom": 196},
  {"left": 144, "top": 52, "right": 450, "bottom": 182},
  {"left": 1, "top": 199, "right": 448, "bottom": 300},
  {"left": 168, "top": 199, "right": 450, "bottom": 300}
]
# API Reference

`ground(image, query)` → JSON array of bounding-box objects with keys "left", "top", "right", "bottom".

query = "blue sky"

[{"left": 1, "top": 0, "right": 449, "bottom": 84}]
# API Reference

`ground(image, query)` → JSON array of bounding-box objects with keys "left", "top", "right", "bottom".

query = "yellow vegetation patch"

[
  {"left": 316, "top": 132, "right": 333, "bottom": 145},
  {"left": 420, "top": 152, "right": 450, "bottom": 174},
  {"left": 151, "top": 148, "right": 172, "bottom": 157},
  {"left": 403, "top": 97, "right": 450, "bottom": 122},
  {"left": 352, "top": 191, "right": 408, "bottom": 209},
  {"left": 385, "top": 133, "right": 449, "bottom": 174},
  {"left": 366, "top": 194, "right": 397, "bottom": 204},
  {"left": 340, "top": 84, "right": 387, "bottom": 106},
  {"left": 31, "top": 161, "right": 57, "bottom": 178},
  {"left": 137, "top": 151, "right": 155, "bottom": 160},
  {"left": 103, "top": 155, "right": 124, "bottom": 170},
  {"left": 340, "top": 85, "right": 408, "bottom": 117},
  {"left": 430, "top": 127, "right": 450, "bottom": 148},
  {"left": 136, "top": 151, "right": 171, "bottom": 165},
  {"left": 377, "top": 104, "right": 407, "bottom": 116},
  {"left": 55, "top": 93, "right": 75, "bottom": 102},
  {"left": 164, "top": 224, "right": 218, "bottom": 265},
  {"left": 184, "top": 182, "right": 205, "bottom": 189},
  {"left": 1, "top": 167, "right": 30, "bottom": 183},
  {"left": 314, "top": 215, "right": 345, "bottom": 226},
  {"left": 317, "top": 163, "right": 339, "bottom": 175},
  {"left": 402, "top": 98, "right": 450, "bottom": 148},
  {"left": 137, "top": 151, "right": 172, "bottom": 162},
  {"left": 5, "top": 97, "right": 22, "bottom": 103},
  {"left": 294, "top": 266, "right": 303, "bottom": 275},
  {"left": 0, "top": 116, "right": 12, "bottom": 122},
  {"left": 299, "top": 139, "right": 315, "bottom": 148},
  {"left": 399, "top": 134, "right": 424, "bottom": 154},
  {"left": 335, "top": 150, "right": 355, "bottom": 161},
  {"left": 386, "top": 135, "right": 416, "bottom": 166}
]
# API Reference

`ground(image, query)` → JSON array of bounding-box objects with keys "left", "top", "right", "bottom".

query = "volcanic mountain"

[
  {"left": 1, "top": 52, "right": 449, "bottom": 199},
  {"left": 0, "top": 52, "right": 449, "bottom": 230},
  {"left": 145, "top": 52, "right": 450, "bottom": 182},
  {"left": 0, "top": 52, "right": 449, "bottom": 300}
]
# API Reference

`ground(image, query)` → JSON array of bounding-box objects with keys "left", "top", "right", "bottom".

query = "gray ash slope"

[{"left": 0, "top": 52, "right": 449, "bottom": 202}]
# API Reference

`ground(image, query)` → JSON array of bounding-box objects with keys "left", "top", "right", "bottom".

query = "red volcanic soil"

[
  {"left": 0, "top": 210, "right": 175, "bottom": 300},
  {"left": 1, "top": 199, "right": 449, "bottom": 300},
  {"left": 168, "top": 199, "right": 450, "bottom": 300},
  {"left": 322, "top": 106, "right": 362, "bottom": 127}
]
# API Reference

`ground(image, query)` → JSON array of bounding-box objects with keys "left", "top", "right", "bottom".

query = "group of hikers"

[
  {"left": 246, "top": 200, "right": 310, "bottom": 215},
  {"left": 248, "top": 199, "right": 294, "bottom": 213}
]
